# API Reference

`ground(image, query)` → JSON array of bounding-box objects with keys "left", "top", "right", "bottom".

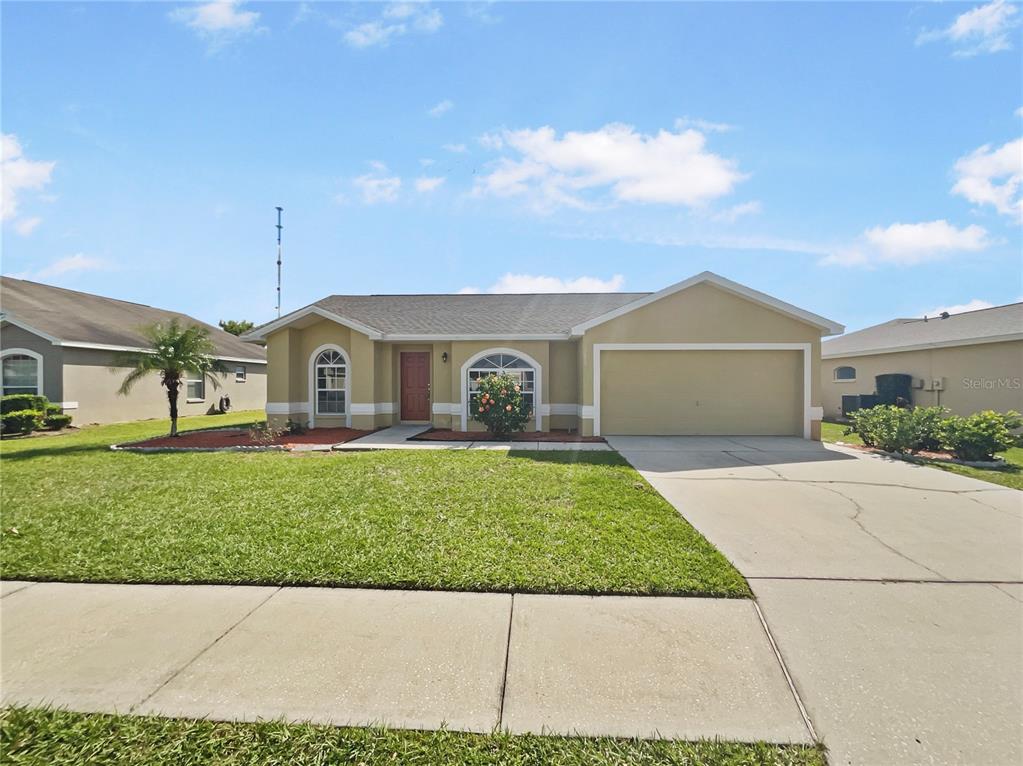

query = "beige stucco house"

[
  {"left": 244, "top": 272, "right": 843, "bottom": 439},
  {"left": 821, "top": 302, "right": 1023, "bottom": 419},
  {"left": 0, "top": 277, "right": 267, "bottom": 425}
]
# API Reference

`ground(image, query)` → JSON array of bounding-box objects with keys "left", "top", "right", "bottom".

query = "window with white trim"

[
  {"left": 315, "top": 349, "right": 346, "bottom": 414},
  {"left": 235, "top": 365, "right": 247, "bottom": 383},
  {"left": 186, "top": 372, "right": 205, "bottom": 401},
  {"left": 834, "top": 366, "right": 856, "bottom": 382},
  {"left": 467, "top": 353, "right": 535, "bottom": 415},
  {"left": 2, "top": 354, "right": 40, "bottom": 396}
]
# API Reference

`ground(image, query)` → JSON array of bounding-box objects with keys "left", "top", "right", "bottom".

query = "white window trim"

[
  {"left": 308, "top": 344, "right": 351, "bottom": 428},
  {"left": 591, "top": 343, "right": 815, "bottom": 440},
  {"left": 185, "top": 372, "right": 206, "bottom": 403},
  {"left": 235, "top": 365, "right": 247, "bottom": 383},
  {"left": 1, "top": 347, "right": 44, "bottom": 396},
  {"left": 460, "top": 348, "right": 543, "bottom": 432},
  {"left": 833, "top": 366, "right": 857, "bottom": 383}
]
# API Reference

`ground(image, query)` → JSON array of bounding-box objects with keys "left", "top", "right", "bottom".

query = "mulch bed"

[
  {"left": 124, "top": 427, "right": 373, "bottom": 450},
  {"left": 411, "top": 428, "right": 606, "bottom": 443},
  {"left": 838, "top": 441, "right": 1006, "bottom": 468}
]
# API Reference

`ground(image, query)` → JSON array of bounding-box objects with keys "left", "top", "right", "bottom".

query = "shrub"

[
  {"left": 43, "top": 413, "right": 73, "bottom": 431},
  {"left": 249, "top": 421, "right": 285, "bottom": 445},
  {"left": 470, "top": 372, "right": 531, "bottom": 438},
  {"left": 286, "top": 419, "right": 308, "bottom": 435},
  {"left": 1, "top": 409, "right": 43, "bottom": 436},
  {"left": 940, "top": 410, "right": 1022, "bottom": 462},
  {"left": 1, "top": 394, "right": 47, "bottom": 414},
  {"left": 44, "top": 402, "right": 62, "bottom": 416},
  {"left": 910, "top": 406, "right": 946, "bottom": 452},
  {"left": 849, "top": 405, "right": 918, "bottom": 453}
]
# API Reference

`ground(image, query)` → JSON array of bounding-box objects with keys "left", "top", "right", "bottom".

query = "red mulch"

[
  {"left": 126, "top": 427, "right": 372, "bottom": 449},
  {"left": 412, "top": 428, "right": 605, "bottom": 443}
]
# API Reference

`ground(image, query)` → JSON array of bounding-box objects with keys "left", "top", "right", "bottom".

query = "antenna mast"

[{"left": 275, "top": 206, "right": 284, "bottom": 318}]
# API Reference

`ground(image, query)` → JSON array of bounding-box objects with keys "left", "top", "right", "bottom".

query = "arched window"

[
  {"left": 467, "top": 353, "right": 535, "bottom": 414},
  {"left": 315, "top": 349, "right": 347, "bottom": 414},
  {"left": 834, "top": 366, "right": 856, "bottom": 382},
  {"left": 2, "top": 352, "right": 41, "bottom": 396}
]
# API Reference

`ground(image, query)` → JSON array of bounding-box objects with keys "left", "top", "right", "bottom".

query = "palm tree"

[{"left": 116, "top": 320, "right": 227, "bottom": 436}]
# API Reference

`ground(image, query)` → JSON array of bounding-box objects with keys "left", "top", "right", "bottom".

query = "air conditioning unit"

[
  {"left": 931, "top": 377, "right": 945, "bottom": 391},
  {"left": 911, "top": 378, "right": 925, "bottom": 389}
]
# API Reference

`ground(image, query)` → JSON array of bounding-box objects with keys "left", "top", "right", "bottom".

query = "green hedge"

[
  {"left": 43, "top": 413, "right": 73, "bottom": 431},
  {"left": 1, "top": 394, "right": 48, "bottom": 414},
  {"left": 0, "top": 394, "right": 73, "bottom": 435},
  {"left": 1, "top": 410, "right": 43, "bottom": 435}
]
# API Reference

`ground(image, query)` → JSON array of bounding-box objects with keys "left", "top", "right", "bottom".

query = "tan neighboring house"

[
  {"left": 821, "top": 302, "right": 1023, "bottom": 419},
  {"left": 243, "top": 271, "right": 843, "bottom": 439},
  {"left": 0, "top": 277, "right": 267, "bottom": 425}
]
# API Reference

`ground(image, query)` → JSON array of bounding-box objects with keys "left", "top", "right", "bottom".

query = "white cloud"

[
  {"left": 169, "top": 0, "right": 262, "bottom": 48},
  {"left": 414, "top": 176, "right": 445, "bottom": 193},
  {"left": 822, "top": 220, "right": 991, "bottom": 267},
  {"left": 344, "top": 3, "right": 443, "bottom": 48},
  {"left": 459, "top": 273, "right": 626, "bottom": 294},
  {"left": 13, "top": 217, "right": 42, "bottom": 236},
  {"left": 1016, "top": 106, "right": 1023, "bottom": 118},
  {"left": 353, "top": 163, "right": 401, "bottom": 203},
  {"left": 675, "top": 116, "right": 734, "bottom": 133},
  {"left": 923, "top": 298, "right": 995, "bottom": 317},
  {"left": 443, "top": 143, "right": 468, "bottom": 153},
  {"left": 19, "top": 254, "right": 108, "bottom": 282},
  {"left": 428, "top": 99, "right": 453, "bottom": 117},
  {"left": 712, "top": 200, "right": 762, "bottom": 223},
  {"left": 917, "top": 0, "right": 1020, "bottom": 56},
  {"left": 951, "top": 137, "right": 1022, "bottom": 220},
  {"left": 474, "top": 122, "right": 746, "bottom": 211},
  {"left": 1, "top": 134, "right": 55, "bottom": 228}
]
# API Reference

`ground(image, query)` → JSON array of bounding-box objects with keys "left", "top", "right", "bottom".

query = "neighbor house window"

[
  {"left": 467, "top": 353, "right": 535, "bottom": 415},
  {"left": 235, "top": 365, "right": 247, "bottom": 383},
  {"left": 834, "top": 366, "right": 856, "bottom": 382},
  {"left": 186, "top": 372, "right": 205, "bottom": 401},
  {"left": 315, "top": 349, "right": 346, "bottom": 415},
  {"left": 1, "top": 353, "right": 40, "bottom": 396}
]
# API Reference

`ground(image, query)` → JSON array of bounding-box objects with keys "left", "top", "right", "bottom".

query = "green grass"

[
  {"left": 0, "top": 707, "right": 826, "bottom": 766},
  {"left": 0, "top": 412, "right": 748, "bottom": 597},
  {"left": 821, "top": 420, "right": 1022, "bottom": 490}
]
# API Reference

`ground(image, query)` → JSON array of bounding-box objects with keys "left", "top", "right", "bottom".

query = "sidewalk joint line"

[
  {"left": 752, "top": 599, "right": 818, "bottom": 743},
  {"left": 497, "top": 593, "right": 515, "bottom": 730},
  {"left": 748, "top": 576, "right": 1023, "bottom": 585},
  {"left": 130, "top": 586, "right": 281, "bottom": 713}
]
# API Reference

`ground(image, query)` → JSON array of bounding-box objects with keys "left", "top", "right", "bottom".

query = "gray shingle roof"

[
  {"left": 823, "top": 302, "right": 1023, "bottom": 358},
  {"left": 310, "top": 292, "right": 651, "bottom": 335},
  {"left": 0, "top": 277, "right": 265, "bottom": 361}
]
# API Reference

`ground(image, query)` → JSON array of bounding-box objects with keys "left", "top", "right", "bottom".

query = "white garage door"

[{"left": 599, "top": 349, "right": 804, "bottom": 436}]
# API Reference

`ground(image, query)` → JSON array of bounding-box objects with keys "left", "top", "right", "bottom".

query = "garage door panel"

[{"left": 600, "top": 350, "right": 802, "bottom": 436}]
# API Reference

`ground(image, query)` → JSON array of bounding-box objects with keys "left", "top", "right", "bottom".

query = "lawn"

[
  {"left": 0, "top": 708, "right": 826, "bottom": 766},
  {"left": 821, "top": 421, "right": 1022, "bottom": 490},
  {"left": 0, "top": 413, "right": 748, "bottom": 597}
]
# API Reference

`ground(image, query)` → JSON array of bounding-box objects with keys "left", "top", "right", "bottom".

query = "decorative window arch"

[
  {"left": 308, "top": 345, "right": 351, "bottom": 427},
  {"left": 460, "top": 348, "right": 542, "bottom": 431},
  {"left": 834, "top": 365, "right": 856, "bottom": 382},
  {"left": 1, "top": 348, "right": 43, "bottom": 396}
]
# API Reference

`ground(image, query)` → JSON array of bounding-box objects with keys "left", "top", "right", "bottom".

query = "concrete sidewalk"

[
  {"left": 335, "top": 424, "right": 611, "bottom": 451},
  {"left": 1, "top": 581, "right": 809, "bottom": 743}
]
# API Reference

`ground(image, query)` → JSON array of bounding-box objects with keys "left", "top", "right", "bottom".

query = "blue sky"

[{"left": 2, "top": 1, "right": 1021, "bottom": 331}]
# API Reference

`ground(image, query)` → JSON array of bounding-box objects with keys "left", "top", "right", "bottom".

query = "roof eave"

[
  {"left": 822, "top": 332, "right": 1023, "bottom": 359},
  {"left": 242, "top": 305, "right": 385, "bottom": 341}
]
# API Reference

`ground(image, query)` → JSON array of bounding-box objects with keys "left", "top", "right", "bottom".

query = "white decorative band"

[
  {"left": 580, "top": 405, "right": 595, "bottom": 419},
  {"left": 546, "top": 403, "right": 582, "bottom": 416},
  {"left": 432, "top": 402, "right": 461, "bottom": 415},
  {"left": 60, "top": 401, "right": 79, "bottom": 410},
  {"left": 350, "top": 402, "right": 396, "bottom": 415},
  {"left": 266, "top": 402, "right": 311, "bottom": 415},
  {"left": 808, "top": 406, "right": 824, "bottom": 420}
]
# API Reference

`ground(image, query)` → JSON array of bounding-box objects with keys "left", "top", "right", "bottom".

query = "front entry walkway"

[
  {"left": 334, "top": 424, "right": 611, "bottom": 451},
  {"left": 608, "top": 435, "right": 1023, "bottom": 766},
  {"left": 1, "top": 581, "right": 809, "bottom": 743}
]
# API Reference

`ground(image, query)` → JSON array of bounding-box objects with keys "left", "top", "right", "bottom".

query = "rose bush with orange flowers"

[{"left": 470, "top": 372, "right": 531, "bottom": 438}]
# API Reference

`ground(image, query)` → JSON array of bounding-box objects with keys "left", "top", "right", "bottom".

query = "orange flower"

[
  {"left": 505, "top": 404, "right": 512, "bottom": 411},
  {"left": 514, "top": 385, "right": 520, "bottom": 392}
]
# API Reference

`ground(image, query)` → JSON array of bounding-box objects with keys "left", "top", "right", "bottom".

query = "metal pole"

[{"left": 275, "top": 206, "right": 283, "bottom": 318}]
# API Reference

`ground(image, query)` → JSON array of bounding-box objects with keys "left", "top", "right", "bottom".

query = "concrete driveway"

[{"left": 609, "top": 435, "right": 1023, "bottom": 766}]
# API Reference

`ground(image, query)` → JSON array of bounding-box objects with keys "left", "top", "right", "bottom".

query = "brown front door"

[{"left": 400, "top": 352, "right": 431, "bottom": 421}]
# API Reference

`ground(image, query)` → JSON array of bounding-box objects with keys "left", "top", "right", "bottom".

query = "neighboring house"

[
  {"left": 243, "top": 271, "right": 843, "bottom": 439},
  {"left": 821, "top": 302, "right": 1023, "bottom": 419},
  {"left": 0, "top": 277, "right": 267, "bottom": 424}
]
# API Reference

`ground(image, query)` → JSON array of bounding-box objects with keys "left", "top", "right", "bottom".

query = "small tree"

[
  {"left": 116, "top": 320, "right": 227, "bottom": 436},
  {"left": 218, "top": 319, "right": 254, "bottom": 336},
  {"left": 470, "top": 373, "right": 531, "bottom": 438}
]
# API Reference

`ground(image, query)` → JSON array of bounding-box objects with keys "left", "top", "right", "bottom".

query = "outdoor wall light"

[{"left": 442, "top": 352, "right": 449, "bottom": 363}]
